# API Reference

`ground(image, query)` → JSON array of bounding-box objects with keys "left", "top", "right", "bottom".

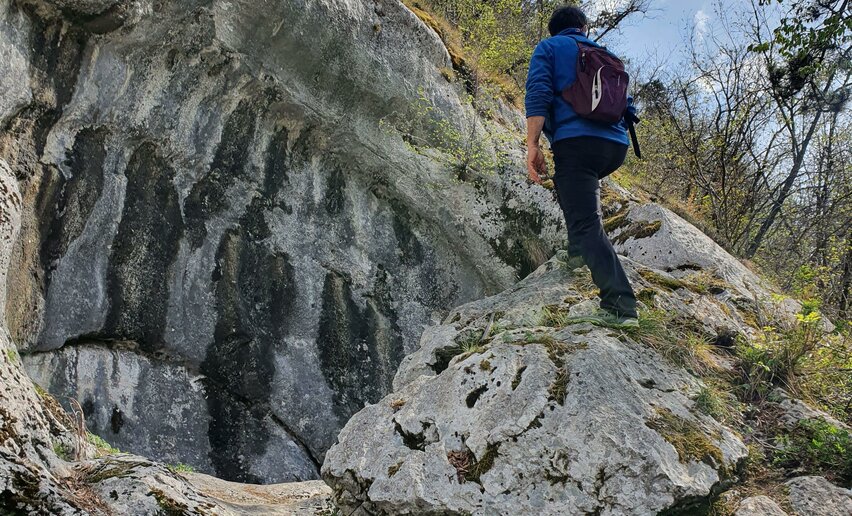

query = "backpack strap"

[{"left": 625, "top": 111, "right": 642, "bottom": 158}]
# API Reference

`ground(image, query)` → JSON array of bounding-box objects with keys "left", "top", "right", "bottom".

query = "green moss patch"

[
  {"left": 465, "top": 443, "right": 499, "bottom": 483},
  {"left": 637, "top": 288, "right": 657, "bottom": 303},
  {"left": 639, "top": 269, "right": 686, "bottom": 291},
  {"left": 149, "top": 488, "right": 189, "bottom": 516},
  {"left": 603, "top": 210, "right": 630, "bottom": 233},
  {"left": 88, "top": 433, "right": 120, "bottom": 456},
  {"left": 646, "top": 408, "right": 723, "bottom": 467},
  {"left": 612, "top": 220, "right": 662, "bottom": 245},
  {"left": 167, "top": 463, "right": 195, "bottom": 474}
]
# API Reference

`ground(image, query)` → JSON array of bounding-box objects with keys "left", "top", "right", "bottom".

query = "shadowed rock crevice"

[
  {"left": 4, "top": 9, "right": 87, "bottom": 157},
  {"left": 104, "top": 142, "right": 184, "bottom": 352},
  {"left": 201, "top": 225, "right": 297, "bottom": 482},
  {"left": 184, "top": 98, "right": 260, "bottom": 249},
  {"left": 38, "top": 126, "right": 108, "bottom": 287},
  {"left": 491, "top": 198, "right": 553, "bottom": 279},
  {"left": 317, "top": 270, "right": 406, "bottom": 424},
  {"left": 26, "top": 335, "right": 322, "bottom": 481}
]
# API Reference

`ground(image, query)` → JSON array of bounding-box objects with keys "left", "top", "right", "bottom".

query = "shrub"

[
  {"left": 736, "top": 310, "right": 852, "bottom": 424},
  {"left": 383, "top": 89, "right": 511, "bottom": 182},
  {"left": 736, "top": 312, "right": 824, "bottom": 401},
  {"left": 773, "top": 418, "right": 852, "bottom": 483}
]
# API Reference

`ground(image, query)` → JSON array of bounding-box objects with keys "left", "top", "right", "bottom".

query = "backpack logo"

[
  {"left": 591, "top": 67, "right": 603, "bottom": 112},
  {"left": 561, "top": 38, "right": 629, "bottom": 124}
]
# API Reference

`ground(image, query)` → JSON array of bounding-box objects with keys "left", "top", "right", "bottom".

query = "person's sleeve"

[{"left": 524, "top": 42, "right": 554, "bottom": 118}]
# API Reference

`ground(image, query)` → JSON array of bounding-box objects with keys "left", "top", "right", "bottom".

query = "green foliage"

[
  {"left": 384, "top": 89, "right": 510, "bottom": 181},
  {"left": 411, "top": 0, "right": 539, "bottom": 92},
  {"left": 436, "top": 328, "right": 486, "bottom": 367},
  {"left": 625, "top": 309, "right": 717, "bottom": 376},
  {"left": 735, "top": 314, "right": 822, "bottom": 400},
  {"left": 53, "top": 442, "right": 71, "bottom": 461},
  {"left": 87, "top": 433, "right": 120, "bottom": 455},
  {"left": 795, "top": 330, "right": 852, "bottom": 423},
  {"left": 755, "top": 0, "right": 852, "bottom": 63},
  {"left": 5, "top": 349, "right": 18, "bottom": 363},
  {"left": 168, "top": 463, "right": 196, "bottom": 474},
  {"left": 773, "top": 418, "right": 852, "bottom": 483},
  {"left": 736, "top": 310, "right": 852, "bottom": 423},
  {"left": 458, "top": 329, "right": 486, "bottom": 354},
  {"left": 695, "top": 383, "right": 735, "bottom": 424}
]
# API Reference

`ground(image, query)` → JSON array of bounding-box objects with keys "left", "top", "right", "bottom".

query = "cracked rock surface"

[
  {"left": 322, "top": 251, "right": 754, "bottom": 515},
  {"left": 1, "top": 0, "right": 561, "bottom": 483},
  {"left": 785, "top": 476, "right": 852, "bottom": 516}
]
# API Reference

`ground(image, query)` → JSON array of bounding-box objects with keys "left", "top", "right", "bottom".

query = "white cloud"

[{"left": 694, "top": 9, "right": 710, "bottom": 39}]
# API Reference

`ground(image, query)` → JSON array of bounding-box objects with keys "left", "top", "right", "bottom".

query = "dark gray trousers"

[{"left": 552, "top": 136, "right": 638, "bottom": 318}]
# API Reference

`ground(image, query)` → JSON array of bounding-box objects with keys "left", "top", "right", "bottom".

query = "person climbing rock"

[{"left": 525, "top": 5, "right": 639, "bottom": 327}]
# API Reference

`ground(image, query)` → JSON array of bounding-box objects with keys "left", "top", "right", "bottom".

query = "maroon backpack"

[{"left": 561, "top": 37, "right": 629, "bottom": 124}]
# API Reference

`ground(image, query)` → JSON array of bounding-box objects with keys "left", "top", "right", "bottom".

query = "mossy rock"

[
  {"left": 613, "top": 220, "right": 662, "bottom": 245},
  {"left": 646, "top": 408, "right": 723, "bottom": 467}
]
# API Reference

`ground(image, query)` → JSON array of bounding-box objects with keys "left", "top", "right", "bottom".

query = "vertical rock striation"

[{"left": 1, "top": 0, "right": 563, "bottom": 482}]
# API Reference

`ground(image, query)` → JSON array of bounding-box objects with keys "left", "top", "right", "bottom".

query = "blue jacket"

[{"left": 525, "top": 28, "right": 629, "bottom": 146}]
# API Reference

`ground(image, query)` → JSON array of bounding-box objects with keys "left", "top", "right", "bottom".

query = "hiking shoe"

[
  {"left": 566, "top": 309, "right": 639, "bottom": 328},
  {"left": 565, "top": 254, "right": 586, "bottom": 270},
  {"left": 555, "top": 250, "right": 586, "bottom": 270}
]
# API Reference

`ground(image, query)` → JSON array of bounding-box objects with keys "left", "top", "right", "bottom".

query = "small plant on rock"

[
  {"left": 168, "top": 463, "right": 196, "bottom": 474},
  {"left": 772, "top": 418, "right": 852, "bottom": 483},
  {"left": 736, "top": 311, "right": 826, "bottom": 402},
  {"left": 87, "top": 433, "right": 120, "bottom": 456}
]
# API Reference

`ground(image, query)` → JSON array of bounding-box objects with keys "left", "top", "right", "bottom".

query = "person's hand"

[{"left": 527, "top": 144, "right": 546, "bottom": 184}]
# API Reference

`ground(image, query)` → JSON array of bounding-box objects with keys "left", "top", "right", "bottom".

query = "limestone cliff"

[{"left": 0, "top": 0, "right": 561, "bottom": 483}]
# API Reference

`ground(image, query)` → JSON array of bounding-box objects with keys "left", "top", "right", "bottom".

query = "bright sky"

[{"left": 604, "top": 0, "right": 717, "bottom": 68}]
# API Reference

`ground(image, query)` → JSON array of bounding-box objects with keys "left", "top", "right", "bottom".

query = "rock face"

[
  {"left": 322, "top": 247, "right": 755, "bottom": 514},
  {"left": 1, "top": 0, "right": 562, "bottom": 482},
  {"left": 785, "top": 476, "right": 852, "bottom": 516},
  {"left": 734, "top": 495, "right": 788, "bottom": 516},
  {"left": 0, "top": 160, "right": 239, "bottom": 514}
]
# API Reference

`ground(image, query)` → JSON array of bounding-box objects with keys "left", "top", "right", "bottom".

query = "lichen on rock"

[{"left": 322, "top": 255, "right": 751, "bottom": 515}]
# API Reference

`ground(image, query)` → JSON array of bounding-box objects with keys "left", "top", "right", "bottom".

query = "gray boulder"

[
  {"left": 735, "top": 495, "right": 788, "bottom": 516},
  {"left": 786, "top": 476, "right": 852, "bottom": 516},
  {"left": 772, "top": 389, "right": 850, "bottom": 432},
  {"left": 322, "top": 256, "right": 749, "bottom": 515},
  {"left": 609, "top": 202, "right": 765, "bottom": 296}
]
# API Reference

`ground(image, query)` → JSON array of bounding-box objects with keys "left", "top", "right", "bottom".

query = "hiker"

[{"left": 525, "top": 5, "right": 639, "bottom": 327}]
